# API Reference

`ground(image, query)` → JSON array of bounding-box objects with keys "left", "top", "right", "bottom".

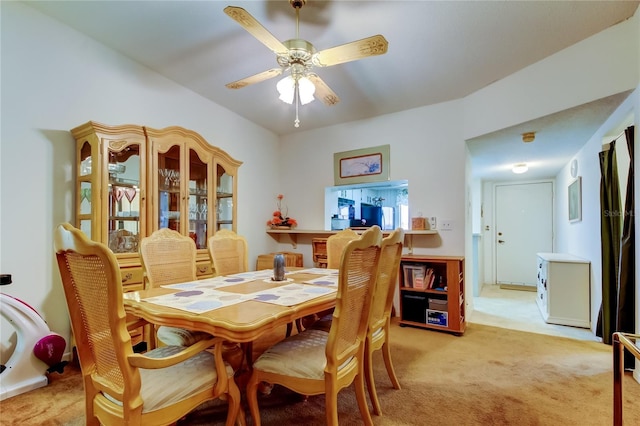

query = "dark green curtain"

[
  {"left": 596, "top": 139, "right": 621, "bottom": 344},
  {"left": 616, "top": 126, "right": 635, "bottom": 369}
]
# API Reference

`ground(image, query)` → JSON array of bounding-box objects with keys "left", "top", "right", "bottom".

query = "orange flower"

[{"left": 267, "top": 194, "right": 296, "bottom": 228}]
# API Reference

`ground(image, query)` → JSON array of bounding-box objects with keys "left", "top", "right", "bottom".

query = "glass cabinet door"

[
  {"left": 73, "top": 122, "right": 147, "bottom": 252},
  {"left": 107, "top": 144, "right": 142, "bottom": 254},
  {"left": 78, "top": 141, "right": 94, "bottom": 239},
  {"left": 188, "top": 148, "right": 208, "bottom": 249},
  {"left": 157, "top": 145, "right": 182, "bottom": 233},
  {"left": 216, "top": 164, "right": 234, "bottom": 231}
]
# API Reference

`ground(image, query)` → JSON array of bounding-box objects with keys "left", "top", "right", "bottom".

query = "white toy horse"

[{"left": 0, "top": 274, "right": 66, "bottom": 401}]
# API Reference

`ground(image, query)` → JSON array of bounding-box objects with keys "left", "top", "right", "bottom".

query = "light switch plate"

[
  {"left": 440, "top": 219, "right": 454, "bottom": 231},
  {"left": 429, "top": 217, "right": 437, "bottom": 230}
]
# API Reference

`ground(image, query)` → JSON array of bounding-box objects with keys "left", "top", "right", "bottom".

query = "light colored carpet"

[{"left": 2, "top": 319, "right": 638, "bottom": 425}]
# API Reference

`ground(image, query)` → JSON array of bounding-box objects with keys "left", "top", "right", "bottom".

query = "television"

[{"left": 360, "top": 204, "right": 382, "bottom": 228}]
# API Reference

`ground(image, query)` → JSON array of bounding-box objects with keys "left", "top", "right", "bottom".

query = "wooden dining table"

[{"left": 123, "top": 268, "right": 338, "bottom": 345}]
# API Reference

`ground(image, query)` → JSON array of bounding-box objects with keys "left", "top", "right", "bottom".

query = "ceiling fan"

[{"left": 224, "top": 0, "right": 388, "bottom": 127}]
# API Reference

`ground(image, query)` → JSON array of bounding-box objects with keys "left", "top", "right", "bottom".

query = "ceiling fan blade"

[
  {"left": 226, "top": 68, "right": 283, "bottom": 89},
  {"left": 307, "top": 74, "right": 340, "bottom": 106},
  {"left": 224, "top": 6, "right": 289, "bottom": 55},
  {"left": 313, "top": 34, "right": 388, "bottom": 67}
]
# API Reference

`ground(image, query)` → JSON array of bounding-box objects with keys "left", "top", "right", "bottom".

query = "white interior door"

[{"left": 496, "top": 182, "right": 553, "bottom": 286}]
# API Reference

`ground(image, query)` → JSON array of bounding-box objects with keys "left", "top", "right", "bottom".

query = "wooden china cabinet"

[{"left": 71, "top": 121, "right": 242, "bottom": 293}]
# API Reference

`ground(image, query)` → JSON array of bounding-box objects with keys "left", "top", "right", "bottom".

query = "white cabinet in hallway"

[{"left": 536, "top": 253, "right": 591, "bottom": 328}]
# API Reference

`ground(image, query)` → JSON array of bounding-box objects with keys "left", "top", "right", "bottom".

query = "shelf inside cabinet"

[
  {"left": 158, "top": 188, "right": 181, "bottom": 194},
  {"left": 109, "top": 216, "right": 140, "bottom": 221},
  {"left": 109, "top": 179, "right": 139, "bottom": 188},
  {"left": 399, "top": 287, "right": 449, "bottom": 294}
]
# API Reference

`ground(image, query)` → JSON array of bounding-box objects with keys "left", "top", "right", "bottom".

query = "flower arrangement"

[{"left": 267, "top": 194, "right": 298, "bottom": 228}]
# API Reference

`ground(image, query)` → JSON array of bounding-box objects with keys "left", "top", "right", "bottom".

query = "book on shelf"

[
  {"left": 402, "top": 264, "right": 426, "bottom": 289},
  {"left": 412, "top": 268, "right": 425, "bottom": 289},
  {"left": 425, "top": 268, "right": 435, "bottom": 289}
]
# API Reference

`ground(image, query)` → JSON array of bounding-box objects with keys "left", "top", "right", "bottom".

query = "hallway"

[{"left": 470, "top": 284, "right": 599, "bottom": 341}]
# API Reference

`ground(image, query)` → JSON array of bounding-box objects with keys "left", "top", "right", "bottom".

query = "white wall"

[
  {"left": 0, "top": 2, "right": 280, "bottom": 356},
  {"left": 278, "top": 100, "right": 468, "bottom": 257},
  {"left": 463, "top": 13, "right": 639, "bottom": 140}
]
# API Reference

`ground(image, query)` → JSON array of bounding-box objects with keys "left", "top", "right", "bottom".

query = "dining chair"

[
  {"left": 255, "top": 251, "right": 303, "bottom": 271},
  {"left": 255, "top": 251, "right": 305, "bottom": 337},
  {"left": 364, "top": 227, "right": 404, "bottom": 415},
  {"left": 54, "top": 223, "right": 242, "bottom": 426},
  {"left": 207, "top": 229, "right": 255, "bottom": 366},
  {"left": 326, "top": 228, "right": 359, "bottom": 269},
  {"left": 300, "top": 228, "right": 361, "bottom": 330},
  {"left": 208, "top": 229, "right": 248, "bottom": 276},
  {"left": 310, "top": 228, "right": 405, "bottom": 415},
  {"left": 245, "top": 226, "right": 383, "bottom": 426},
  {"left": 139, "top": 228, "right": 210, "bottom": 348}
]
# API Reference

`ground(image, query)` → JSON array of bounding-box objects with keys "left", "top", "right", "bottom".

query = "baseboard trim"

[{"left": 499, "top": 284, "right": 537, "bottom": 292}]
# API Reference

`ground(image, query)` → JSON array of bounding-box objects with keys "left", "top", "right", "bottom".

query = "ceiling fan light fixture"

[
  {"left": 298, "top": 76, "right": 315, "bottom": 105},
  {"left": 512, "top": 163, "right": 529, "bottom": 174},
  {"left": 276, "top": 75, "right": 315, "bottom": 105},
  {"left": 276, "top": 75, "right": 295, "bottom": 104}
]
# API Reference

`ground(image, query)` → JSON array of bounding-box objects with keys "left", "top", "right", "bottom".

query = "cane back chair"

[
  {"left": 54, "top": 223, "right": 242, "bottom": 426},
  {"left": 139, "top": 228, "right": 210, "bottom": 347},
  {"left": 245, "top": 226, "right": 383, "bottom": 426}
]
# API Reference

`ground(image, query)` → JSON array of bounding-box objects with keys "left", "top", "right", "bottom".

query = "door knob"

[{"left": 498, "top": 240, "right": 505, "bottom": 244}]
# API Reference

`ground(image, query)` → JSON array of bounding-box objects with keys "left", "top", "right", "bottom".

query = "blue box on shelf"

[{"left": 426, "top": 309, "right": 448, "bottom": 326}]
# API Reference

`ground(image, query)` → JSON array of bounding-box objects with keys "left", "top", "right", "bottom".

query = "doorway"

[{"left": 495, "top": 182, "right": 553, "bottom": 288}]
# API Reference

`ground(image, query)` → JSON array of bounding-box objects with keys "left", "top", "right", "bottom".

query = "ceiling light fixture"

[
  {"left": 276, "top": 65, "right": 316, "bottom": 127},
  {"left": 522, "top": 132, "right": 536, "bottom": 143},
  {"left": 512, "top": 163, "right": 529, "bottom": 174}
]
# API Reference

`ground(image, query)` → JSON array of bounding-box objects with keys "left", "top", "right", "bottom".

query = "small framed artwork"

[
  {"left": 333, "top": 145, "right": 390, "bottom": 185},
  {"left": 568, "top": 176, "right": 582, "bottom": 222}
]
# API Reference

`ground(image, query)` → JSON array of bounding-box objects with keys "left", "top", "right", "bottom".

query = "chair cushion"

[
  {"left": 103, "top": 345, "right": 234, "bottom": 413},
  {"left": 371, "top": 326, "right": 384, "bottom": 339},
  {"left": 157, "top": 326, "right": 210, "bottom": 347},
  {"left": 253, "top": 329, "right": 330, "bottom": 380}
]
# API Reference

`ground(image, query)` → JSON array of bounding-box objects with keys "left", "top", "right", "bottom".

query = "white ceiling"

[{"left": 26, "top": 0, "right": 638, "bottom": 181}]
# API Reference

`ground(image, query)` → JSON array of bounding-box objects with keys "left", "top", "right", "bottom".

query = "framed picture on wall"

[
  {"left": 333, "top": 145, "right": 390, "bottom": 185},
  {"left": 568, "top": 177, "right": 582, "bottom": 222}
]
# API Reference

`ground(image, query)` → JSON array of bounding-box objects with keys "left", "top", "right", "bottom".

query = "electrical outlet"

[
  {"left": 440, "top": 219, "right": 454, "bottom": 231},
  {"left": 429, "top": 217, "right": 437, "bottom": 230}
]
